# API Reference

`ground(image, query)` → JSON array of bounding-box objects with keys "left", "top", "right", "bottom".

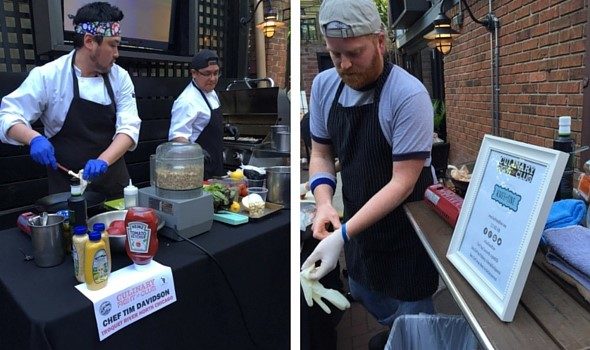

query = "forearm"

[
  {"left": 98, "top": 133, "right": 134, "bottom": 165},
  {"left": 346, "top": 159, "right": 424, "bottom": 238},
  {"left": 309, "top": 147, "right": 336, "bottom": 206},
  {"left": 6, "top": 123, "right": 41, "bottom": 145}
]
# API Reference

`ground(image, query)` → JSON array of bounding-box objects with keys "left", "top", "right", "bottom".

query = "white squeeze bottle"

[
  {"left": 72, "top": 225, "right": 89, "bottom": 283},
  {"left": 124, "top": 179, "right": 138, "bottom": 208}
]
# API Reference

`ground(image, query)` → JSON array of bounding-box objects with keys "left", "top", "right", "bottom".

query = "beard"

[
  {"left": 336, "top": 44, "right": 383, "bottom": 90},
  {"left": 90, "top": 51, "right": 113, "bottom": 74}
]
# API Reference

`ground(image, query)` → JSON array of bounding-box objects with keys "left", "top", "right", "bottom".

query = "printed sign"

[
  {"left": 447, "top": 135, "right": 567, "bottom": 322},
  {"left": 76, "top": 261, "right": 177, "bottom": 340}
]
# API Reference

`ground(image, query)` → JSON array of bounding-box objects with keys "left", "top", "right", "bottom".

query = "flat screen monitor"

[{"left": 62, "top": 0, "right": 174, "bottom": 51}]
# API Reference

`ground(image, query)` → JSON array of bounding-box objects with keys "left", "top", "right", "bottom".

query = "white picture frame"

[{"left": 447, "top": 135, "right": 568, "bottom": 322}]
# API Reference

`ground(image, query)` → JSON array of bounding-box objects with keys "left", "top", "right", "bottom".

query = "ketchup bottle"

[{"left": 124, "top": 207, "right": 159, "bottom": 265}]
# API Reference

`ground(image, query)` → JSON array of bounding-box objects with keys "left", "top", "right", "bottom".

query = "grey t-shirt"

[{"left": 309, "top": 65, "right": 433, "bottom": 165}]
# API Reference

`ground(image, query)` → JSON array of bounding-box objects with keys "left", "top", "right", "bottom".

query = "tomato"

[
  {"left": 238, "top": 183, "right": 248, "bottom": 197},
  {"left": 107, "top": 220, "right": 126, "bottom": 235}
]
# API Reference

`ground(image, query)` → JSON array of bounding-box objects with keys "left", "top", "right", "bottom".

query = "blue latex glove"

[
  {"left": 83, "top": 159, "right": 109, "bottom": 180},
  {"left": 29, "top": 135, "right": 57, "bottom": 169}
]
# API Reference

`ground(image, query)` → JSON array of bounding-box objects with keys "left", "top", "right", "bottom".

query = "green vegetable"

[{"left": 203, "top": 183, "right": 235, "bottom": 212}]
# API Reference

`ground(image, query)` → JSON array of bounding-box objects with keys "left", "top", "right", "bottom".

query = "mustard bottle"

[
  {"left": 72, "top": 225, "right": 88, "bottom": 283},
  {"left": 84, "top": 230, "right": 109, "bottom": 290},
  {"left": 92, "top": 223, "right": 111, "bottom": 274}
]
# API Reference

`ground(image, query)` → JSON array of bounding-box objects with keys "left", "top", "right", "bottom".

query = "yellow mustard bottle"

[
  {"left": 84, "top": 230, "right": 109, "bottom": 290},
  {"left": 72, "top": 225, "right": 88, "bottom": 283},
  {"left": 92, "top": 223, "right": 111, "bottom": 274}
]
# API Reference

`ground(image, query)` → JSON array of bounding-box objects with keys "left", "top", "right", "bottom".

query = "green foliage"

[
  {"left": 374, "top": 0, "right": 389, "bottom": 26},
  {"left": 432, "top": 99, "right": 446, "bottom": 131}
]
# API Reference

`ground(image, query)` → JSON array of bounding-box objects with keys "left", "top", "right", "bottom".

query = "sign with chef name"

[
  {"left": 457, "top": 150, "right": 546, "bottom": 299},
  {"left": 75, "top": 261, "right": 177, "bottom": 341}
]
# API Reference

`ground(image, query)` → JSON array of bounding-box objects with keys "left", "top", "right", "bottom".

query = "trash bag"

[{"left": 385, "top": 314, "right": 479, "bottom": 350}]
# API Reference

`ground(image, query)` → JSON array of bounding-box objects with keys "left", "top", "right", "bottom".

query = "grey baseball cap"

[{"left": 319, "top": 0, "right": 383, "bottom": 38}]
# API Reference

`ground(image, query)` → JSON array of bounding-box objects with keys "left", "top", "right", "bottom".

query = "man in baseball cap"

[
  {"left": 302, "top": 0, "right": 439, "bottom": 348},
  {"left": 168, "top": 49, "right": 238, "bottom": 179}
]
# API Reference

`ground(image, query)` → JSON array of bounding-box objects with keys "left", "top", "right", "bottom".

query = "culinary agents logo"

[
  {"left": 497, "top": 156, "right": 535, "bottom": 183},
  {"left": 99, "top": 301, "right": 112, "bottom": 316}
]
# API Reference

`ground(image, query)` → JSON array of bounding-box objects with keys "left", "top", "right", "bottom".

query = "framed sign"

[{"left": 447, "top": 135, "right": 567, "bottom": 322}]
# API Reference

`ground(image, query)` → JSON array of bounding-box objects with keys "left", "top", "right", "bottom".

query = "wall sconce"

[
  {"left": 424, "top": 0, "right": 499, "bottom": 55},
  {"left": 240, "top": 0, "right": 285, "bottom": 39},
  {"left": 423, "top": 12, "right": 460, "bottom": 55}
]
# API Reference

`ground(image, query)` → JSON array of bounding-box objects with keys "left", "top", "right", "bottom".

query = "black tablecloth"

[{"left": 0, "top": 210, "right": 290, "bottom": 350}]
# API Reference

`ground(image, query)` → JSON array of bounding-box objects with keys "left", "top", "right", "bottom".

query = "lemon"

[
  {"left": 229, "top": 169, "right": 244, "bottom": 180},
  {"left": 229, "top": 201, "right": 241, "bottom": 212}
]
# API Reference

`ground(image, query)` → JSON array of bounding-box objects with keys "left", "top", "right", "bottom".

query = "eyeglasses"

[{"left": 196, "top": 70, "right": 221, "bottom": 79}]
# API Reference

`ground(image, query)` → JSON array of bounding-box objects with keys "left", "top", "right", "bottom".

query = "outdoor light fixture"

[
  {"left": 423, "top": 11, "right": 460, "bottom": 55},
  {"left": 240, "top": 0, "right": 285, "bottom": 38},
  {"left": 424, "top": 0, "right": 499, "bottom": 55}
]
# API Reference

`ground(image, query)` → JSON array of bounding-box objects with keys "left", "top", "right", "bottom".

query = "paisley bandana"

[{"left": 74, "top": 21, "right": 121, "bottom": 36}]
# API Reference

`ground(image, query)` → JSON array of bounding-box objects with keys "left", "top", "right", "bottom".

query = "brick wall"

[
  {"left": 301, "top": 41, "right": 326, "bottom": 105},
  {"left": 444, "top": 0, "right": 588, "bottom": 165},
  {"left": 265, "top": 30, "right": 288, "bottom": 88}
]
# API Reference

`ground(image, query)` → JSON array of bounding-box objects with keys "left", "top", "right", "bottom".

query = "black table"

[{"left": 0, "top": 210, "right": 290, "bottom": 350}]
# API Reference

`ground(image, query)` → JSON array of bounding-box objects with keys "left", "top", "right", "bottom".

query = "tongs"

[{"left": 56, "top": 162, "right": 90, "bottom": 194}]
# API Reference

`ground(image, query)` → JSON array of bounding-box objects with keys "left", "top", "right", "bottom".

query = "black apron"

[
  {"left": 327, "top": 63, "right": 438, "bottom": 301},
  {"left": 193, "top": 81, "right": 224, "bottom": 179},
  {"left": 47, "top": 52, "right": 129, "bottom": 199}
]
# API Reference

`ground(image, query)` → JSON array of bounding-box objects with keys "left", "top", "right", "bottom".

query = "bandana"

[{"left": 74, "top": 21, "right": 121, "bottom": 37}]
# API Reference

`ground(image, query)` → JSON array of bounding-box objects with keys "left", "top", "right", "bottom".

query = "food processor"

[{"left": 138, "top": 142, "right": 213, "bottom": 240}]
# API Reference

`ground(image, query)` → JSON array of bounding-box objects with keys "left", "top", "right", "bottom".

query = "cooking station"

[{"left": 219, "top": 78, "right": 290, "bottom": 170}]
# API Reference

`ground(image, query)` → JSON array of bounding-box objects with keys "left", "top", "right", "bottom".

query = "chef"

[
  {"left": 168, "top": 49, "right": 238, "bottom": 180},
  {"left": 0, "top": 2, "right": 140, "bottom": 199}
]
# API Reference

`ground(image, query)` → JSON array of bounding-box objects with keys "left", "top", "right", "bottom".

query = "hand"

[
  {"left": 224, "top": 125, "right": 239, "bottom": 140},
  {"left": 29, "top": 135, "right": 57, "bottom": 169},
  {"left": 301, "top": 228, "right": 345, "bottom": 280},
  {"left": 312, "top": 203, "right": 340, "bottom": 240},
  {"left": 83, "top": 159, "right": 108, "bottom": 180}
]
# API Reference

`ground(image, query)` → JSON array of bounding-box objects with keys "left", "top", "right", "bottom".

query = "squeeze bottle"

[
  {"left": 68, "top": 178, "right": 87, "bottom": 227},
  {"left": 72, "top": 225, "right": 88, "bottom": 283},
  {"left": 124, "top": 179, "right": 138, "bottom": 208},
  {"left": 92, "top": 223, "right": 111, "bottom": 274},
  {"left": 84, "top": 230, "right": 109, "bottom": 290}
]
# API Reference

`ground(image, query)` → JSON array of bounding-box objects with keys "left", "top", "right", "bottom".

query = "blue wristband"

[
  {"left": 341, "top": 223, "right": 349, "bottom": 243},
  {"left": 310, "top": 177, "right": 336, "bottom": 194}
]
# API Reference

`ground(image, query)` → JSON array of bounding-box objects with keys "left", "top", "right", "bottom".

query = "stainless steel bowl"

[{"left": 87, "top": 210, "right": 164, "bottom": 252}]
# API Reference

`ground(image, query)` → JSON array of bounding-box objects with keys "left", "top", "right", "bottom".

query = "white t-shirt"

[
  {"left": 0, "top": 50, "right": 141, "bottom": 149},
  {"left": 310, "top": 65, "right": 434, "bottom": 165},
  {"left": 168, "top": 81, "right": 220, "bottom": 143}
]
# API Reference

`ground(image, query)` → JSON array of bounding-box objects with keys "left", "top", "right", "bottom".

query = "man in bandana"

[{"left": 0, "top": 2, "right": 141, "bottom": 198}]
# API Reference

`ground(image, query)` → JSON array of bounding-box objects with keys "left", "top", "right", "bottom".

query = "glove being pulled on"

[
  {"left": 300, "top": 228, "right": 344, "bottom": 280},
  {"left": 83, "top": 159, "right": 108, "bottom": 180},
  {"left": 300, "top": 265, "right": 350, "bottom": 314},
  {"left": 29, "top": 135, "right": 57, "bottom": 169}
]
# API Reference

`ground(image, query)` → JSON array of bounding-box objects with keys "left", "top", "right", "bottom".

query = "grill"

[{"left": 218, "top": 78, "right": 290, "bottom": 170}]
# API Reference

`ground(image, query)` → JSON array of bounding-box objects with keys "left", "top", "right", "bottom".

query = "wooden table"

[{"left": 404, "top": 201, "right": 590, "bottom": 349}]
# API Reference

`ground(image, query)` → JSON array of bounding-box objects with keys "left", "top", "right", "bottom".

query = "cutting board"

[{"left": 213, "top": 211, "right": 249, "bottom": 225}]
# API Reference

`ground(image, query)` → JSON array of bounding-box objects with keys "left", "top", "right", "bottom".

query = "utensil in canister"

[
  {"left": 28, "top": 214, "right": 65, "bottom": 267},
  {"left": 266, "top": 166, "right": 290, "bottom": 207}
]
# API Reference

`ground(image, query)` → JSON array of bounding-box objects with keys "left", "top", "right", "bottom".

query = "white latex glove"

[
  {"left": 300, "top": 265, "right": 350, "bottom": 314},
  {"left": 300, "top": 228, "right": 344, "bottom": 280}
]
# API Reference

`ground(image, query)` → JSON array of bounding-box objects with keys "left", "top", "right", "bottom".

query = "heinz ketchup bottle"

[{"left": 124, "top": 207, "right": 159, "bottom": 266}]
